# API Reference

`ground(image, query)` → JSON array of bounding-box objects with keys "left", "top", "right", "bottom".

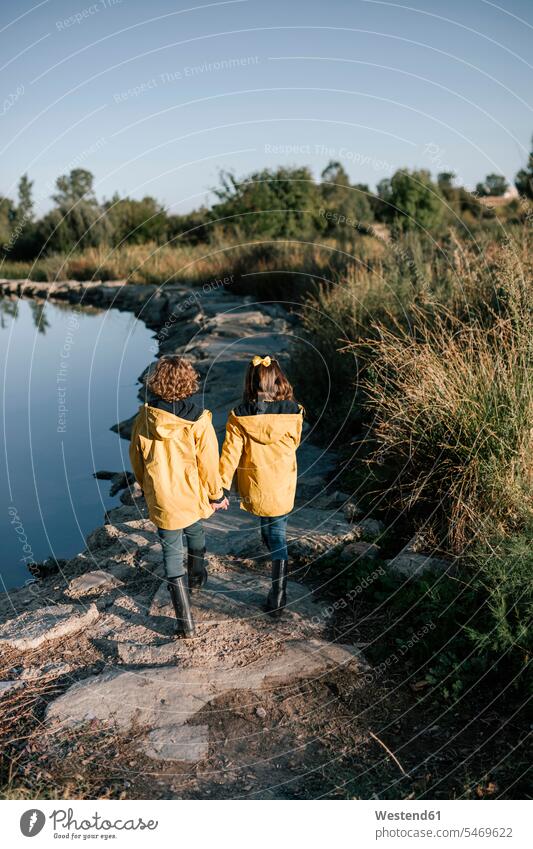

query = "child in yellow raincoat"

[
  {"left": 219, "top": 355, "right": 304, "bottom": 618},
  {"left": 129, "top": 356, "right": 228, "bottom": 637}
]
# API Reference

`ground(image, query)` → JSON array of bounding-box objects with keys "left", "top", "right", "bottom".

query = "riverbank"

[
  {"left": 0, "top": 278, "right": 184, "bottom": 330},
  {"left": 0, "top": 278, "right": 528, "bottom": 800},
  {"left": 0, "top": 278, "right": 371, "bottom": 798}
]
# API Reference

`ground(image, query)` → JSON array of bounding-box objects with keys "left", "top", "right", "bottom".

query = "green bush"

[
  {"left": 376, "top": 168, "right": 444, "bottom": 232},
  {"left": 320, "top": 526, "right": 531, "bottom": 701},
  {"left": 467, "top": 525, "right": 533, "bottom": 669},
  {"left": 289, "top": 229, "right": 439, "bottom": 439},
  {"left": 358, "top": 244, "right": 533, "bottom": 552},
  {"left": 211, "top": 166, "right": 324, "bottom": 240},
  {"left": 295, "top": 232, "right": 532, "bottom": 702}
]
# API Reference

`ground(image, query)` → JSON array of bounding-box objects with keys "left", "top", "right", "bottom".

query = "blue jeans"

[
  {"left": 157, "top": 522, "right": 205, "bottom": 579},
  {"left": 260, "top": 515, "right": 289, "bottom": 561}
]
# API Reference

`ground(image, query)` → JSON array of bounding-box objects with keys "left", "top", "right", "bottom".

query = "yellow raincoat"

[
  {"left": 129, "top": 403, "right": 224, "bottom": 529},
  {"left": 219, "top": 407, "right": 304, "bottom": 517}
]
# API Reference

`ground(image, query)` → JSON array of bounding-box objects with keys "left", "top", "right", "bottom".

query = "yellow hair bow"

[{"left": 252, "top": 355, "right": 271, "bottom": 368}]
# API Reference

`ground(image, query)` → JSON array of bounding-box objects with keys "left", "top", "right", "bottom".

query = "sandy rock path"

[{"left": 1, "top": 284, "right": 369, "bottom": 792}]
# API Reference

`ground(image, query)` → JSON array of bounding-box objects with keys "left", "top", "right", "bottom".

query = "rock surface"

[
  {"left": 0, "top": 603, "right": 99, "bottom": 651},
  {"left": 386, "top": 551, "right": 452, "bottom": 578},
  {"left": 341, "top": 541, "right": 381, "bottom": 562},
  {"left": 143, "top": 724, "right": 210, "bottom": 762},
  {"left": 0, "top": 680, "right": 23, "bottom": 696},
  {"left": 0, "top": 279, "right": 384, "bottom": 770},
  {"left": 386, "top": 537, "right": 452, "bottom": 577},
  {"left": 66, "top": 570, "right": 123, "bottom": 598},
  {"left": 46, "top": 638, "right": 364, "bottom": 762}
]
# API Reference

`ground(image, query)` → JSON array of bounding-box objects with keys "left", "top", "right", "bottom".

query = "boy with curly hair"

[{"left": 129, "top": 356, "right": 228, "bottom": 638}]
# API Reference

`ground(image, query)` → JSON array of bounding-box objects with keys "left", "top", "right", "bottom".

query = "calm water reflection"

[{"left": 1, "top": 297, "right": 154, "bottom": 590}]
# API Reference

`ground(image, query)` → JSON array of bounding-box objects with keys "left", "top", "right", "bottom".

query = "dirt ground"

[{"left": 2, "top": 618, "right": 528, "bottom": 801}]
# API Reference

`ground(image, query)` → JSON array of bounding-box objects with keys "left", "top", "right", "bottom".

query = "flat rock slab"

[
  {"left": 0, "top": 603, "right": 99, "bottom": 651},
  {"left": 206, "top": 503, "right": 351, "bottom": 560},
  {"left": 45, "top": 638, "right": 363, "bottom": 761},
  {"left": 101, "top": 567, "right": 323, "bottom": 668},
  {"left": 0, "top": 680, "right": 23, "bottom": 696},
  {"left": 341, "top": 542, "right": 381, "bottom": 562},
  {"left": 386, "top": 551, "right": 452, "bottom": 578},
  {"left": 66, "top": 570, "right": 123, "bottom": 598},
  {"left": 150, "top": 569, "right": 318, "bottom": 626},
  {"left": 87, "top": 521, "right": 157, "bottom": 551},
  {"left": 296, "top": 440, "right": 339, "bottom": 483},
  {"left": 117, "top": 640, "right": 181, "bottom": 666},
  {"left": 143, "top": 724, "right": 210, "bottom": 762},
  {"left": 19, "top": 661, "right": 72, "bottom": 681}
]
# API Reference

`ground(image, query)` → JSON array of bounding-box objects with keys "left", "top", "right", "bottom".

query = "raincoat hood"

[
  {"left": 230, "top": 405, "right": 304, "bottom": 446},
  {"left": 140, "top": 404, "right": 209, "bottom": 441}
]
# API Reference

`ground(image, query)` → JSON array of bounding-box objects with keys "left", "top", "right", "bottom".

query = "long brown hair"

[{"left": 243, "top": 356, "right": 294, "bottom": 403}]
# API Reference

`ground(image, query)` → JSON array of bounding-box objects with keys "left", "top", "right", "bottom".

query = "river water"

[{"left": 0, "top": 297, "right": 154, "bottom": 590}]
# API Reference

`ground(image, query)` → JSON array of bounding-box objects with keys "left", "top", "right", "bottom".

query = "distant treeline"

[{"left": 1, "top": 135, "right": 532, "bottom": 260}]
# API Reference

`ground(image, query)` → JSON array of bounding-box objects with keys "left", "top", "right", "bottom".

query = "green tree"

[
  {"left": 8, "top": 174, "right": 40, "bottom": 260},
  {"left": 0, "top": 195, "right": 16, "bottom": 252},
  {"left": 38, "top": 168, "right": 110, "bottom": 254},
  {"left": 17, "top": 174, "right": 34, "bottom": 221},
  {"left": 377, "top": 168, "right": 443, "bottom": 232},
  {"left": 514, "top": 135, "right": 533, "bottom": 199},
  {"left": 437, "top": 171, "right": 456, "bottom": 191},
  {"left": 319, "top": 160, "right": 373, "bottom": 233},
  {"left": 212, "top": 166, "right": 321, "bottom": 239},
  {"left": 475, "top": 173, "right": 508, "bottom": 197},
  {"left": 103, "top": 194, "right": 168, "bottom": 245},
  {"left": 52, "top": 168, "right": 97, "bottom": 207},
  {"left": 436, "top": 172, "right": 464, "bottom": 222}
]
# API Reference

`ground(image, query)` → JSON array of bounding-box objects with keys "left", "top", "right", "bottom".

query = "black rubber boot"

[
  {"left": 167, "top": 575, "right": 196, "bottom": 638},
  {"left": 187, "top": 547, "right": 208, "bottom": 593},
  {"left": 264, "top": 560, "right": 288, "bottom": 619}
]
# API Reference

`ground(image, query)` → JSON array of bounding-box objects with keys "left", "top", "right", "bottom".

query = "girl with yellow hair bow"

[{"left": 219, "top": 355, "right": 304, "bottom": 618}]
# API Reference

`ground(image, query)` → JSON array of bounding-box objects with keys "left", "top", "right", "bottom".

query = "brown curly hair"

[{"left": 147, "top": 356, "right": 200, "bottom": 402}]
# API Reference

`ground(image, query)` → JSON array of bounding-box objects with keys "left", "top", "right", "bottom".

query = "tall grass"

[
  {"left": 292, "top": 232, "right": 532, "bottom": 700},
  {"left": 0, "top": 236, "right": 376, "bottom": 292},
  {"left": 1, "top": 242, "right": 235, "bottom": 285},
  {"left": 289, "top": 228, "right": 459, "bottom": 437},
  {"left": 293, "top": 232, "right": 532, "bottom": 687},
  {"left": 358, "top": 243, "right": 533, "bottom": 552}
]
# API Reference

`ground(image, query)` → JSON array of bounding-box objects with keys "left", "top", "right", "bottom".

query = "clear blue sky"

[{"left": 1, "top": 0, "right": 532, "bottom": 213}]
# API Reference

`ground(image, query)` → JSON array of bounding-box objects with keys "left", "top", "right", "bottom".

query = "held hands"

[{"left": 210, "top": 496, "right": 229, "bottom": 512}]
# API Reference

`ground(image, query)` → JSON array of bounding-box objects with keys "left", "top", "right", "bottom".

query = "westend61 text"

[{"left": 375, "top": 810, "right": 441, "bottom": 820}]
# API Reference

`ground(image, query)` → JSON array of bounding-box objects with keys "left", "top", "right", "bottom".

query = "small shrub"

[
  {"left": 466, "top": 524, "right": 533, "bottom": 671},
  {"left": 357, "top": 247, "right": 533, "bottom": 552}
]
